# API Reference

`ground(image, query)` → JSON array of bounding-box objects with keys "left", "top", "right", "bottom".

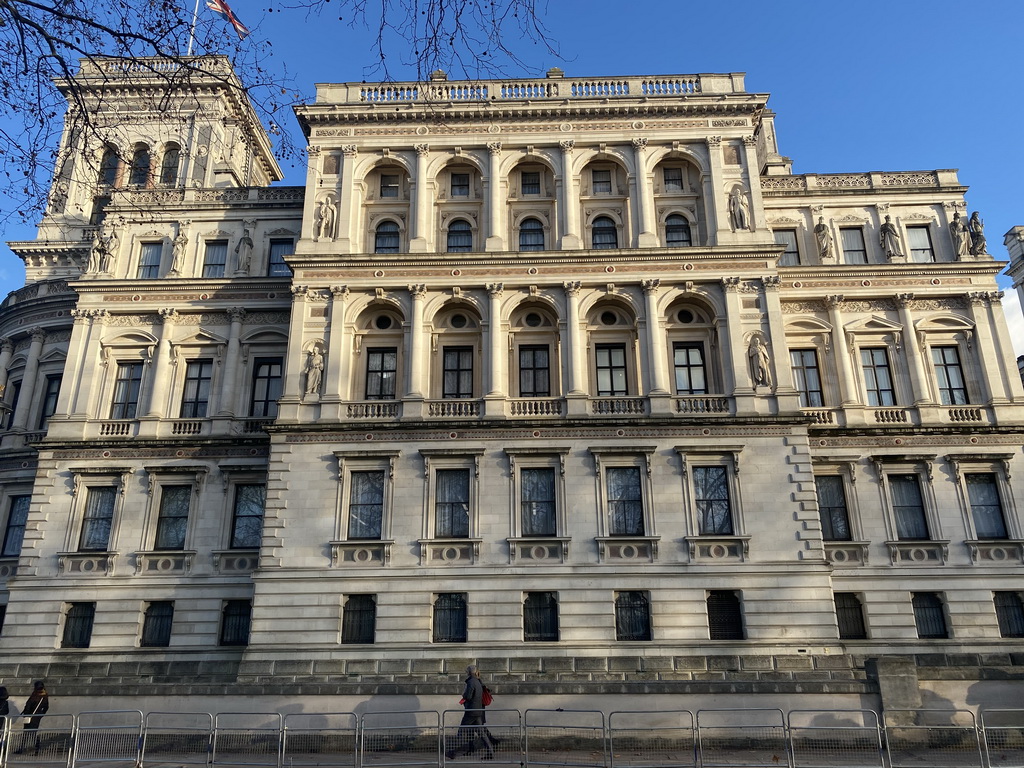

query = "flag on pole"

[{"left": 206, "top": 0, "right": 250, "bottom": 39}]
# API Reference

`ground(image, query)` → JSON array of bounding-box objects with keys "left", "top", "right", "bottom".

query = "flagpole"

[{"left": 186, "top": 0, "right": 202, "bottom": 56}]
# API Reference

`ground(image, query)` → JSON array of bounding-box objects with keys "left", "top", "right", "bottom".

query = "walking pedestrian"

[
  {"left": 21, "top": 680, "right": 49, "bottom": 754},
  {"left": 446, "top": 665, "right": 495, "bottom": 760}
]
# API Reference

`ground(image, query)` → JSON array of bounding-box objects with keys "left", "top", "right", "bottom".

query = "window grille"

[
  {"left": 912, "top": 592, "right": 948, "bottom": 638},
  {"left": 433, "top": 593, "right": 467, "bottom": 642},
  {"left": 707, "top": 591, "right": 744, "bottom": 640},
  {"left": 220, "top": 600, "right": 252, "bottom": 646},
  {"left": 614, "top": 591, "right": 651, "bottom": 641},
  {"left": 524, "top": 592, "right": 559, "bottom": 641},
  {"left": 994, "top": 592, "right": 1024, "bottom": 638},
  {"left": 342, "top": 595, "right": 377, "bottom": 644},
  {"left": 141, "top": 601, "right": 174, "bottom": 647},
  {"left": 62, "top": 602, "right": 96, "bottom": 648},
  {"left": 834, "top": 593, "right": 867, "bottom": 639}
]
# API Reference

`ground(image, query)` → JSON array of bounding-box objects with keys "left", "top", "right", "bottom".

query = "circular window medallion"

[
  {"left": 683, "top": 263, "right": 694, "bottom": 271},
  {"left": 600, "top": 311, "right": 617, "bottom": 326},
  {"left": 451, "top": 313, "right": 468, "bottom": 328},
  {"left": 451, "top": 269, "right": 462, "bottom": 277},
  {"left": 832, "top": 549, "right": 849, "bottom": 563},
  {"left": 82, "top": 560, "right": 96, "bottom": 572},
  {"left": 354, "top": 548, "right": 373, "bottom": 563},
  {"left": 157, "top": 558, "right": 174, "bottom": 571},
  {"left": 709, "top": 544, "right": 727, "bottom": 559},
  {"left": 441, "top": 546, "right": 460, "bottom": 562},
  {"left": 525, "top": 312, "right": 543, "bottom": 327},
  {"left": 605, "top": 265, "right": 615, "bottom": 273},
  {"left": 132, "top": 295, "right": 141, "bottom": 302},
  {"left": 990, "top": 547, "right": 1008, "bottom": 561},
  {"left": 678, "top": 309, "right": 694, "bottom": 324},
  {"left": 620, "top": 544, "right": 638, "bottom": 559},
  {"left": 374, "top": 270, "right": 385, "bottom": 278},
  {"left": 527, "top": 267, "right": 538, "bottom": 275},
  {"left": 531, "top": 545, "right": 549, "bottom": 560},
  {"left": 374, "top": 315, "right": 393, "bottom": 330}
]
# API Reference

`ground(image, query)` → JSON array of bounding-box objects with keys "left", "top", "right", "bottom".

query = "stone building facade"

[{"left": 1, "top": 59, "right": 1023, "bottom": 713}]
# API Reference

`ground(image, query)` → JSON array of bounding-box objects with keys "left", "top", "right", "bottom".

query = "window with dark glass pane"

[
  {"left": 663, "top": 167, "right": 683, "bottom": 192},
  {"left": 834, "top": 593, "right": 867, "bottom": 639},
  {"left": 79, "top": 487, "right": 116, "bottom": 551},
  {"left": 966, "top": 473, "right": 1007, "bottom": 539},
  {"left": 790, "top": 349, "right": 824, "bottom": 407},
  {"left": 433, "top": 593, "right": 467, "bottom": 642},
  {"left": 141, "top": 601, "right": 174, "bottom": 647},
  {"left": 707, "top": 591, "right": 744, "bottom": 640},
  {"left": 519, "top": 345, "right": 550, "bottom": 397},
  {"left": 521, "top": 468, "right": 556, "bottom": 536},
  {"left": 447, "top": 220, "right": 473, "bottom": 252},
  {"left": 231, "top": 484, "right": 266, "bottom": 549},
  {"left": 0, "top": 605, "right": 6, "bottom": 634},
  {"left": 268, "top": 239, "right": 293, "bottom": 277},
  {"left": 348, "top": 471, "right": 384, "bottom": 539},
  {"left": 860, "top": 348, "right": 896, "bottom": 406},
  {"left": 773, "top": 229, "right": 800, "bottom": 266},
  {"left": 519, "top": 218, "right": 545, "bottom": 251},
  {"left": 159, "top": 145, "right": 180, "bottom": 185},
  {"left": 220, "top": 600, "right": 251, "bottom": 646},
  {"left": 38, "top": 374, "right": 62, "bottom": 430},
  {"left": 695, "top": 466, "right": 732, "bottom": 535},
  {"left": 442, "top": 347, "right": 473, "bottom": 399},
  {"left": 889, "top": 474, "right": 929, "bottom": 540},
  {"left": 137, "top": 242, "right": 162, "bottom": 279},
  {"left": 840, "top": 228, "right": 868, "bottom": 264},
  {"left": 907, "top": 226, "right": 934, "bottom": 262},
  {"left": 110, "top": 362, "right": 143, "bottom": 419},
  {"left": 592, "top": 217, "right": 618, "bottom": 249},
  {"left": 180, "top": 359, "right": 213, "bottom": 418},
  {"left": 521, "top": 171, "right": 541, "bottom": 195},
  {"left": 614, "top": 591, "right": 651, "bottom": 641},
  {"left": 380, "top": 174, "right": 399, "bottom": 198},
  {"left": 365, "top": 348, "right": 398, "bottom": 400},
  {"left": 524, "top": 592, "right": 559, "bottom": 641},
  {"left": 374, "top": 221, "right": 400, "bottom": 254},
  {"left": 2, "top": 495, "right": 30, "bottom": 557},
  {"left": 154, "top": 485, "right": 191, "bottom": 550},
  {"left": 607, "top": 466, "right": 643, "bottom": 536},
  {"left": 666, "top": 215, "right": 692, "bottom": 247},
  {"left": 592, "top": 169, "right": 612, "bottom": 193},
  {"left": 673, "top": 343, "right": 707, "bottom": 394},
  {"left": 129, "top": 145, "right": 151, "bottom": 186},
  {"left": 249, "top": 358, "right": 283, "bottom": 418},
  {"left": 451, "top": 172, "right": 470, "bottom": 196},
  {"left": 99, "top": 147, "right": 120, "bottom": 186},
  {"left": 912, "top": 592, "right": 948, "bottom": 638},
  {"left": 994, "top": 592, "right": 1024, "bottom": 638},
  {"left": 342, "top": 594, "right": 377, "bottom": 644},
  {"left": 202, "top": 240, "right": 228, "bottom": 278},
  {"left": 62, "top": 602, "right": 96, "bottom": 648},
  {"left": 435, "top": 469, "right": 470, "bottom": 538},
  {"left": 931, "top": 346, "right": 968, "bottom": 405},
  {"left": 595, "top": 344, "right": 628, "bottom": 396},
  {"left": 1, "top": 380, "right": 18, "bottom": 430},
  {"left": 815, "top": 476, "right": 851, "bottom": 541}
]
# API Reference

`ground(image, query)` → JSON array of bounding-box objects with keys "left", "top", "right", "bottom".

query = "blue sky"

[{"left": 2, "top": 0, "right": 1022, "bottom": 349}]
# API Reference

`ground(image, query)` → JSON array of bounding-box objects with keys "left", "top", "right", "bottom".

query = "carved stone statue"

[
  {"left": 814, "top": 217, "right": 833, "bottom": 260},
  {"left": 748, "top": 336, "right": 771, "bottom": 387},
  {"left": 170, "top": 232, "right": 188, "bottom": 274},
  {"left": 304, "top": 347, "right": 324, "bottom": 395},
  {"left": 969, "top": 211, "right": 987, "bottom": 255},
  {"left": 315, "top": 198, "right": 336, "bottom": 240},
  {"left": 728, "top": 188, "right": 751, "bottom": 232},
  {"left": 88, "top": 227, "right": 118, "bottom": 274},
  {"left": 949, "top": 212, "right": 971, "bottom": 259},
  {"left": 235, "top": 223, "right": 254, "bottom": 273},
  {"left": 879, "top": 215, "right": 903, "bottom": 259}
]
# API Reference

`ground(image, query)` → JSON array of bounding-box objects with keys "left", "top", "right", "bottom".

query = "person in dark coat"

[
  {"left": 445, "top": 665, "right": 495, "bottom": 760},
  {"left": 20, "top": 680, "right": 48, "bottom": 754}
]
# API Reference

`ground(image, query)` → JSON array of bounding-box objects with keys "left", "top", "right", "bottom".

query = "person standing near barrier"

[
  {"left": 446, "top": 665, "right": 495, "bottom": 760},
  {"left": 20, "top": 680, "right": 49, "bottom": 754}
]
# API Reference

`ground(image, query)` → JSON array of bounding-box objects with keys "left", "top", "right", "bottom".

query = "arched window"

[
  {"left": 129, "top": 144, "right": 151, "bottom": 186},
  {"left": 592, "top": 217, "right": 618, "bottom": 249},
  {"left": 159, "top": 144, "right": 180, "bottom": 186},
  {"left": 98, "top": 147, "right": 120, "bottom": 186},
  {"left": 447, "top": 219, "right": 473, "bottom": 253},
  {"left": 519, "top": 218, "right": 544, "bottom": 252},
  {"left": 374, "top": 221, "right": 400, "bottom": 254},
  {"left": 666, "top": 214, "right": 692, "bottom": 247}
]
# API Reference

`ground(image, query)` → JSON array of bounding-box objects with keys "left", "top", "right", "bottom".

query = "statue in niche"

[
  {"left": 879, "top": 215, "right": 903, "bottom": 259},
  {"left": 170, "top": 232, "right": 188, "bottom": 274},
  {"left": 315, "top": 198, "right": 336, "bottom": 240},
  {"left": 235, "top": 222, "right": 254, "bottom": 273},
  {"left": 304, "top": 347, "right": 324, "bottom": 395},
  {"left": 814, "top": 217, "right": 833, "bottom": 260},
  {"left": 747, "top": 336, "right": 772, "bottom": 387},
  {"left": 949, "top": 212, "right": 971, "bottom": 259},
  {"left": 969, "top": 211, "right": 987, "bottom": 255},
  {"left": 728, "top": 188, "right": 751, "bottom": 232},
  {"left": 88, "top": 227, "right": 118, "bottom": 274}
]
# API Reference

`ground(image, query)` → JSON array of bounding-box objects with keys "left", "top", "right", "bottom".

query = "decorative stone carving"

[
  {"left": 234, "top": 220, "right": 255, "bottom": 273},
  {"left": 969, "top": 211, "right": 987, "bottom": 255},
  {"left": 747, "top": 335, "right": 771, "bottom": 387},
  {"left": 304, "top": 345, "right": 324, "bottom": 395},
  {"left": 879, "top": 215, "right": 903, "bottom": 259},
  {"left": 814, "top": 217, "right": 834, "bottom": 260},
  {"left": 315, "top": 197, "right": 337, "bottom": 240},
  {"left": 728, "top": 187, "right": 752, "bottom": 232}
]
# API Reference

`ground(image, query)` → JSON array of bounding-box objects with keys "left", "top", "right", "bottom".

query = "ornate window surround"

[
  {"left": 946, "top": 453, "right": 1023, "bottom": 564},
  {"left": 871, "top": 454, "right": 947, "bottom": 565},
  {"left": 419, "top": 448, "right": 485, "bottom": 565},
  {"left": 811, "top": 456, "right": 869, "bottom": 566},
  {"left": 590, "top": 445, "right": 659, "bottom": 563},
  {"left": 677, "top": 446, "right": 748, "bottom": 562},
  {"left": 331, "top": 449, "right": 400, "bottom": 567},
  {"left": 505, "top": 446, "right": 571, "bottom": 564}
]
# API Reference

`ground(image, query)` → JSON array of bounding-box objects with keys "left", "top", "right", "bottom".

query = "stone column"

[
  {"left": 325, "top": 286, "right": 349, "bottom": 402},
  {"left": 68, "top": 310, "right": 107, "bottom": 419},
  {"left": 485, "top": 142, "right": 505, "bottom": 251},
  {"left": 762, "top": 276, "right": 798, "bottom": 400},
  {"left": 642, "top": 279, "right": 669, "bottom": 394},
  {"left": 407, "top": 284, "right": 427, "bottom": 399},
  {"left": 986, "top": 290, "right": 1024, "bottom": 401},
  {"left": 633, "top": 138, "right": 658, "bottom": 248},
  {"left": 968, "top": 292, "right": 1002, "bottom": 403},
  {"left": 705, "top": 137, "right": 726, "bottom": 245},
  {"left": 300, "top": 147, "right": 320, "bottom": 241},
  {"left": 0, "top": 338, "right": 13, "bottom": 403},
  {"left": 826, "top": 295, "right": 859, "bottom": 407},
  {"left": 722, "top": 278, "right": 754, "bottom": 415},
  {"left": 741, "top": 135, "right": 766, "bottom": 232},
  {"left": 411, "top": 143, "right": 431, "bottom": 252},
  {"left": 485, "top": 283, "right": 505, "bottom": 397},
  {"left": 11, "top": 329, "right": 45, "bottom": 430},
  {"left": 562, "top": 282, "right": 587, "bottom": 419},
  {"left": 217, "top": 308, "right": 246, "bottom": 416},
  {"left": 896, "top": 294, "right": 931, "bottom": 406},
  {"left": 559, "top": 140, "right": 581, "bottom": 250},
  {"left": 144, "top": 309, "right": 178, "bottom": 418},
  {"left": 337, "top": 145, "right": 357, "bottom": 252}
]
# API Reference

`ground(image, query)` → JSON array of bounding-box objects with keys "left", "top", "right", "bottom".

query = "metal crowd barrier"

[
  {"left": 441, "top": 707, "right": 521, "bottom": 766},
  {"left": 787, "top": 709, "right": 884, "bottom": 768},
  {"left": 361, "top": 709, "right": 440, "bottom": 768},
  {"left": 608, "top": 709, "right": 697, "bottom": 768},
  {"left": 1, "top": 713, "right": 74, "bottom": 766},
  {"left": 142, "top": 711, "right": 213, "bottom": 766},
  {"left": 696, "top": 708, "right": 788, "bottom": 768},
  {"left": 71, "top": 710, "right": 143, "bottom": 768},
  {"left": 981, "top": 709, "right": 1024, "bottom": 768},
  {"left": 283, "top": 712, "right": 358, "bottom": 768},
  {"left": 525, "top": 708, "right": 607, "bottom": 768},
  {"left": 884, "top": 708, "right": 984, "bottom": 768}
]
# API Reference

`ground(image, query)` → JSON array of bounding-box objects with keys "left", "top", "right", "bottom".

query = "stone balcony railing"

[{"left": 760, "top": 170, "right": 961, "bottom": 193}]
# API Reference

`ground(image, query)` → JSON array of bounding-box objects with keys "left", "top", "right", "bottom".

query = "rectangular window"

[
  {"left": 268, "top": 239, "right": 293, "bottom": 277},
  {"left": 663, "top": 167, "right": 684, "bottom": 192},
  {"left": 521, "top": 171, "right": 541, "bottom": 195},
  {"left": 219, "top": 600, "right": 251, "bottom": 646},
  {"left": 707, "top": 591, "right": 744, "bottom": 640},
  {"left": 341, "top": 594, "right": 376, "bottom": 644},
  {"left": 249, "top": 358, "right": 283, "bottom": 418},
  {"left": 38, "top": 374, "right": 62, "bottom": 430},
  {"left": 433, "top": 593, "right": 467, "bottom": 643},
  {"left": 365, "top": 348, "right": 398, "bottom": 400},
  {"left": 380, "top": 174, "right": 399, "bottom": 198},
  {"left": 1, "top": 495, "right": 30, "bottom": 557},
  {"left": 347, "top": 471, "right": 384, "bottom": 539},
  {"left": 773, "top": 229, "right": 800, "bottom": 266},
  {"left": 2, "top": 380, "right": 20, "bottom": 429},
  {"left": 154, "top": 485, "right": 191, "bottom": 550},
  {"left": 435, "top": 469, "right": 470, "bottom": 538},
  {"left": 79, "top": 487, "right": 116, "bottom": 551},
  {"left": 442, "top": 347, "right": 473, "bottom": 399},
  {"left": 912, "top": 592, "right": 948, "bottom": 638},
  {"left": 0, "top": 605, "right": 5, "bottom": 635},
  {"left": 607, "top": 466, "right": 644, "bottom": 536},
  {"left": 790, "top": 349, "right": 824, "bottom": 407},
  {"left": 695, "top": 466, "right": 733, "bottom": 535},
  {"left": 451, "top": 173, "right": 470, "bottom": 197},
  {"left": 840, "top": 228, "right": 868, "bottom": 264},
  {"left": 890, "top": 474, "right": 929, "bottom": 540},
  {"left": 966, "top": 473, "right": 1007, "bottom": 539},
  {"left": 110, "top": 362, "right": 143, "bottom": 419},
  {"left": 518, "top": 345, "right": 550, "bottom": 397},
  {"left": 592, "top": 169, "right": 612, "bottom": 194},
  {"left": 524, "top": 592, "right": 559, "bottom": 642},
  {"left": 141, "top": 601, "right": 174, "bottom": 647},
  {"left": 834, "top": 593, "right": 867, "bottom": 639},
  {"left": 62, "top": 602, "right": 96, "bottom": 648},
  {"left": 815, "top": 476, "right": 851, "bottom": 541},
  {"left": 994, "top": 592, "right": 1024, "bottom": 638},
  {"left": 521, "top": 468, "right": 556, "bottom": 537},
  {"left": 907, "top": 226, "right": 935, "bottom": 262},
  {"left": 860, "top": 348, "right": 896, "bottom": 406},
  {"left": 595, "top": 344, "right": 628, "bottom": 396},
  {"left": 202, "top": 241, "right": 228, "bottom": 278},
  {"left": 673, "top": 343, "right": 707, "bottom": 395},
  {"left": 137, "top": 242, "right": 162, "bottom": 279},
  {"left": 931, "top": 346, "right": 968, "bottom": 405},
  {"left": 180, "top": 359, "right": 213, "bottom": 418},
  {"left": 614, "top": 591, "right": 651, "bottom": 641},
  {"left": 230, "top": 484, "right": 266, "bottom": 549}
]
